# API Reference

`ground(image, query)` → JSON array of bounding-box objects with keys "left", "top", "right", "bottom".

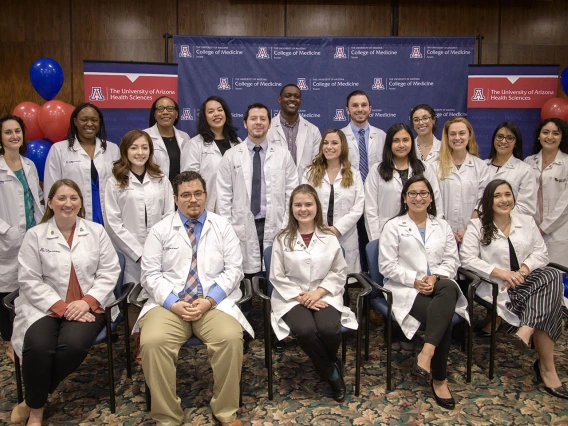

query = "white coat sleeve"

[
  {"left": 141, "top": 226, "right": 177, "bottom": 306},
  {"left": 210, "top": 222, "right": 244, "bottom": 296},
  {"left": 317, "top": 238, "right": 348, "bottom": 297},
  {"left": 43, "top": 143, "right": 63, "bottom": 203},
  {"left": 215, "top": 155, "right": 233, "bottom": 222},
  {"left": 431, "top": 222, "right": 460, "bottom": 278},
  {"left": 424, "top": 165, "right": 444, "bottom": 219},
  {"left": 459, "top": 219, "right": 495, "bottom": 278},
  {"left": 0, "top": 218, "right": 11, "bottom": 234},
  {"left": 181, "top": 139, "right": 200, "bottom": 173},
  {"left": 85, "top": 227, "right": 120, "bottom": 306},
  {"left": 310, "top": 127, "right": 322, "bottom": 160},
  {"left": 269, "top": 236, "right": 304, "bottom": 301},
  {"left": 364, "top": 167, "right": 382, "bottom": 241},
  {"left": 521, "top": 217, "right": 549, "bottom": 273},
  {"left": 282, "top": 151, "right": 299, "bottom": 228},
  {"left": 378, "top": 220, "right": 418, "bottom": 287},
  {"left": 540, "top": 183, "right": 568, "bottom": 235},
  {"left": 161, "top": 177, "right": 175, "bottom": 217},
  {"left": 513, "top": 167, "right": 538, "bottom": 218},
  {"left": 334, "top": 171, "right": 364, "bottom": 236},
  {"left": 475, "top": 162, "right": 491, "bottom": 211}
]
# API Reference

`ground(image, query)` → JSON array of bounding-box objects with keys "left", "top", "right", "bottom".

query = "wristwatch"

[
  {"left": 205, "top": 296, "right": 217, "bottom": 310},
  {"left": 434, "top": 274, "right": 441, "bottom": 282}
]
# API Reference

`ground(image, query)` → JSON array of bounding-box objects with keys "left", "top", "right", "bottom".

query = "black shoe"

[
  {"left": 534, "top": 360, "right": 568, "bottom": 399},
  {"left": 334, "top": 358, "right": 344, "bottom": 379},
  {"left": 412, "top": 359, "right": 431, "bottom": 384},
  {"left": 272, "top": 336, "right": 284, "bottom": 353},
  {"left": 512, "top": 334, "right": 531, "bottom": 352},
  {"left": 431, "top": 380, "right": 455, "bottom": 410},
  {"left": 329, "top": 375, "right": 346, "bottom": 402}
]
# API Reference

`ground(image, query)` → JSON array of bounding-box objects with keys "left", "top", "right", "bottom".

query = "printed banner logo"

[
  {"left": 471, "top": 88, "right": 486, "bottom": 101},
  {"left": 179, "top": 45, "right": 192, "bottom": 58},
  {"left": 334, "top": 47, "right": 347, "bottom": 59},
  {"left": 89, "top": 87, "right": 105, "bottom": 101},
  {"left": 410, "top": 46, "right": 423, "bottom": 59},
  {"left": 297, "top": 78, "right": 309, "bottom": 90},
  {"left": 256, "top": 47, "right": 270, "bottom": 59},
  {"left": 218, "top": 77, "right": 231, "bottom": 90},
  {"left": 333, "top": 109, "right": 347, "bottom": 121},
  {"left": 372, "top": 78, "right": 385, "bottom": 90},
  {"left": 181, "top": 108, "right": 194, "bottom": 120}
]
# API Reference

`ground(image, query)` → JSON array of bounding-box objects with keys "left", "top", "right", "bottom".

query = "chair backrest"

[
  {"left": 365, "top": 239, "right": 384, "bottom": 286},
  {"left": 114, "top": 252, "right": 126, "bottom": 298}
]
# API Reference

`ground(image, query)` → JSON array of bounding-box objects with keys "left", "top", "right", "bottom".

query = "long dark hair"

[
  {"left": 478, "top": 179, "right": 515, "bottom": 246},
  {"left": 0, "top": 114, "right": 27, "bottom": 155},
  {"left": 395, "top": 174, "right": 437, "bottom": 217},
  {"left": 409, "top": 103, "right": 437, "bottom": 133},
  {"left": 489, "top": 122, "right": 523, "bottom": 160},
  {"left": 67, "top": 103, "right": 107, "bottom": 151},
  {"left": 532, "top": 118, "right": 568, "bottom": 155},
  {"left": 197, "top": 96, "right": 239, "bottom": 145},
  {"left": 379, "top": 123, "right": 425, "bottom": 181},
  {"left": 148, "top": 96, "right": 180, "bottom": 127}
]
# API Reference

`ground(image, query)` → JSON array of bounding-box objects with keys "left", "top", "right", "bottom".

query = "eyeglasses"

[
  {"left": 156, "top": 106, "right": 176, "bottom": 112},
  {"left": 412, "top": 116, "right": 431, "bottom": 124},
  {"left": 407, "top": 191, "right": 430, "bottom": 198},
  {"left": 495, "top": 134, "right": 516, "bottom": 143},
  {"left": 178, "top": 191, "right": 205, "bottom": 200}
]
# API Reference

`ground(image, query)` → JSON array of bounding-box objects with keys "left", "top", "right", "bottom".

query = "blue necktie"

[
  {"left": 358, "top": 128, "right": 368, "bottom": 182},
  {"left": 251, "top": 145, "right": 262, "bottom": 216},
  {"left": 184, "top": 220, "right": 200, "bottom": 302}
]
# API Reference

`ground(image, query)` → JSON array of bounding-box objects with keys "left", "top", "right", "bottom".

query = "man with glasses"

[{"left": 135, "top": 171, "right": 253, "bottom": 426}]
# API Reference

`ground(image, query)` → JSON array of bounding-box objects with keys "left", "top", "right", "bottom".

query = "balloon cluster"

[{"left": 541, "top": 67, "right": 568, "bottom": 121}]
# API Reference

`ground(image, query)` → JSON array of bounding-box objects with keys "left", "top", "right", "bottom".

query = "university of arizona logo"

[
  {"left": 372, "top": 78, "right": 385, "bottom": 90},
  {"left": 410, "top": 46, "right": 423, "bottom": 58},
  {"left": 334, "top": 47, "right": 347, "bottom": 59},
  {"left": 179, "top": 45, "right": 191, "bottom": 58},
  {"left": 218, "top": 78, "right": 231, "bottom": 90},
  {"left": 181, "top": 108, "right": 194, "bottom": 120},
  {"left": 297, "top": 78, "right": 308, "bottom": 90},
  {"left": 89, "top": 87, "right": 105, "bottom": 101},
  {"left": 471, "top": 88, "right": 486, "bottom": 101},
  {"left": 256, "top": 47, "right": 270, "bottom": 59},
  {"left": 333, "top": 109, "right": 347, "bottom": 121}
]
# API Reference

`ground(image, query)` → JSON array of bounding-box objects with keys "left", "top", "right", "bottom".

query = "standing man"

[
  {"left": 217, "top": 102, "right": 298, "bottom": 275},
  {"left": 136, "top": 171, "right": 252, "bottom": 426},
  {"left": 267, "top": 84, "right": 321, "bottom": 179}
]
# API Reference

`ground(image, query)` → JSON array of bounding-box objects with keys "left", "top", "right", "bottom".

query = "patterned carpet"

[{"left": 1, "top": 300, "right": 567, "bottom": 425}]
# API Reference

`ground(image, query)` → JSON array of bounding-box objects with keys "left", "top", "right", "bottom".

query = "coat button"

[{"left": 306, "top": 260, "right": 311, "bottom": 264}]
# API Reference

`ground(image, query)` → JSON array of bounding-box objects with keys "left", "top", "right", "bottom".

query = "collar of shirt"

[
  {"left": 246, "top": 138, "right": 268, "bottom": 153},
  {"left": 350, "top": 122, "right": 370, "bottom": 142},
  {"left": 178, "top": 209, "right": 207, "bottom": 243},
  {"left": 280, "top": 114, "right": 299, "bottom": 129}
]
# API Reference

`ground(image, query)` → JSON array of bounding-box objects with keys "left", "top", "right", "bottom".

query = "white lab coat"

[
  {"left": 341, "top": 124, "right": 387, "bottom": 171},
  {"left": 460, "top": 214, "right": 548, "bottom": 326},
  {"left": 144, "top": 123, "right": 191, "bottom": 178},
  {"left": 12, "top": 217, "right": 120, "bottom": 357},
  {"left": 379, "top": 214, "right": 469, "bottom": 339},
  {"left": 364, "top": 162, "right": 444, "bottom": 241},
  {"left": 43, "top": 138, "right": 120, "bottom": 221},
  {"left": 0, "top": 156, "right": 44, "bottom": 292},
  {"left": 269, "top": 228, "right": 357, "bottom": 340},
  {"left": 525, "top": 151, "right": 568, "bottom": 264},
  {"left": 267, "top": 112, "right": 321, "bottom": 179},
  {"left": 103, "top": 172, "right": 175, "bottom": 284},
  {"left": 485, "top": 156, "right": 537, "bottom": 218},
  {"left": 180, "top": 134, "right": 241, "bottom": 212},
  {"left": 216, "top": 142, "right": 298, "bottom": 274},
  {"left": 414, "top": 136, "right": 442, "bottom": 166},
  {"left": 135, "top": 211, "right": 253, "bottom": 336},
  {"left": 302, "top": 166, "right": 364, "bottom": 273},
  {"left": 430, "top": 153, "right": 490, "bottom": 232}
]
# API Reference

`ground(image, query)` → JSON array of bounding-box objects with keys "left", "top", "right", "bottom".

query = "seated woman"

[
  {"left": 270, "top": 184, "right": 357, "bottom": 403},
  {"left": 379, "top": 175, "right": 469, "bottom": 410},
  {"left": 460, "top": 178, "right": 568, "bottom": 399},
  {"left": 10, "top": 179, "right": 120, "bottom": 425}
]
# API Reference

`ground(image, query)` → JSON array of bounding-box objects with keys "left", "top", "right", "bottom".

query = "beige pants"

[{"left": 139, "top": 306, "right": 243, "bottom": 425}]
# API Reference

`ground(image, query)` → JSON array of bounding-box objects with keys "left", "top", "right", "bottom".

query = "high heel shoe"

[
  {"left": 412, "top": 359, "right": 431, "bottom": 384},
  {"left": 431, "top": 380, "right": 455, "bottom": 410},
  {"left": 10, "top": 404, "right": 31, "bottom": 424},
  {"left": 533, "top": 360, "right": 568, "bottom": 399}
]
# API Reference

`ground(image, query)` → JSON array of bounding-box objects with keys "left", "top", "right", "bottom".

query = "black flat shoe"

[
  {"left": 431, "top": 380, "right": 455, "bottom": 410},
  {"left": 534, "top": 359, "right": 568, "bottom": 400},
  {"left": 512, "top": 334, "right": 530, "bottom": 352},
  {"left": 329, "top": 375, "right": 346, "bottom": 402},
  {"left": 412, "top": 360, "right": 431, "bottom": 384}
]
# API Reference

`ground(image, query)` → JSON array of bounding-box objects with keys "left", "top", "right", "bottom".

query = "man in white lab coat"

[{"left": 136, "top": 171, "right": 252, "bottom": 426}]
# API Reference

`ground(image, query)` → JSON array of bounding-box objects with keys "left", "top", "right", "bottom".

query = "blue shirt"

[
  {"left": 163, "top": 209, "right": 227, "bottom": 310},
  {"left": 350, "top": 122, "right": 370, "bottom": 149},
  {"left": 417, "top": 226, "right": 431, "bottom": 276},
  {"left": 246, "top": 138, "right": 268, "bottom": 219}
]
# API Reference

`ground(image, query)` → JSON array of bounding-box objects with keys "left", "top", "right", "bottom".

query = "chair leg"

[
  {"left": 145, "top": 382, "right": 151, "bottom": 411},
  {"left": 341, "top": 333, "right": 347, "bottom": 364},
  {"left": 264, "top": 300, "right": 273, "bottom": 400},
  {"left": 489, "top": 303, "right": 497, "bottom": 380},
  {"left": 15, "top": 354, "right": 23, "bottom": 403},
  {"left": 106, "top": 311, "right": 116, "bottom": 413},
  {"left": 355, "top": 326, "right": 361, "bottom": 396},
  {"left": 386, "top": 311, "right": 392, "bottom": 391},
  {"left": 467, "top": 305, "right": 473, "bottom": 383},
  {"left": 364, "top": 297, "right": 370, "bottom": 361},
  {"left": 123, "top": 299, "right": 132, "bottom": 379}
]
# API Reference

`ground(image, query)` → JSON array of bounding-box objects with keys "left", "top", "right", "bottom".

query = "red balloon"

[
  {"left": 38, "top": 100, "right": 71, "bottom": 142},
  {"left": 63, "top": 103, "right": 75, "bottom": 118},
  {"left": 541, "top": 97, "right": 568, "bottom": 121},
  {"left": 12, "top": 102, "right": 44, "bottom": 140}
]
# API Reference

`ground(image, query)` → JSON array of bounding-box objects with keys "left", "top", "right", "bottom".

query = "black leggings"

[{"left": 0, "top": 292, "right": 13, "bottom": 341}]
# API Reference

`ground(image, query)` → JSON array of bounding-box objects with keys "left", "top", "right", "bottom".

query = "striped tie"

[
  {"left": 184, "top": 220, "right": 200, "bottom": 302},
  {"left": 358, "top": 128, "right": 368, "bottom": 182}
]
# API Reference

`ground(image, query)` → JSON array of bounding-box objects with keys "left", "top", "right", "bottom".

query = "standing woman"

[
  {"left": 0, "top": 115, "right": 44, "bottom": 361},
  {"left": 486, "top": 122, "right": 537, "bottom": 217},
  {"left": 44, "top": 103, "right": 119, "bottom": 224},
  {"left": 10, "top": 179, "right": 120, "bottom": 425},
  {"left": 525, "top": 118, "right": 568, "bottom": 264},
  {"left": 411, "top": 104, "right": 441, "bottom": 166},
  {"left": 364, "top": 123, "right": 443, "bottom": 241},
  {"left": 430, "top": 117, "right": 490, "bottom": 244},
  {"left": 180, "top": 96, "right": 240, "bottom": 211},
  {"left": 104, "top": 129, "right": 174, "bottom": 286},
  {"left": 144, "top": 96, "right": 190, "bottom": 184},
  {"left": 270, "top": 184, "right": 357, "bottom": 402},
  {"left": 303, "top": 128, "right": 364, "bottom": 272}
]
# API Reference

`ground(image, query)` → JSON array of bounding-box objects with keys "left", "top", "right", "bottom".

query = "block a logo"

[
  {"left": 471, "top": 88, "right": 486, "bottom": 101},
  {"left": 297, "top": 78, "right": 309, "bottom": 90},
  {"left": 410, "top": 46, "right": 423, "bottom": 59},
  {"left": 89, "top": 87, "right": 105, "bottom": 101},
  {"left": 333, "top": 109, "right": 347, "bottom": 121},
  {"left": 334, "top": 47, "right": 347, "bottom": 59},
  {"left": 218, "top": 78, "right": 231, "bottom": 90},
  {"left": 179, "top": 45, "right": 192, "bottom": 58},
  {"left": 372, "top": 78, "right": 385, "bottom": 90},
  {"left": 256, "top": 47, "right": 270, "bottom": 59},
  {"left": 181, "top": 108, "right": 194, "bottom": 121}
]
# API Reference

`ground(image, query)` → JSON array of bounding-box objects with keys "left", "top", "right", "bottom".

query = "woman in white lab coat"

[
  {"left": 525, "top": 118, "right": 568, "bottom": 264},
  {"left": 486, "top": 122, "right": 537, "bottom": 217},
  {"left": 379, "top": 174, "right": 468, "bottom": 410},
  {"left": 104, "top": 129, "right": 174, "bottom": 285},
  {"left": 44, "top": 103, "right": 120, "bottom": 224},
  {"left": 270, "top": 184, "right": 357, "bottom": 403},
  {"left": 364, "top": 123, "right": 443, "bottom": 241},
  {"left": 180, "top": 96, "right": 241, "bottom": 212},
  {"left": 10, "top": 179, "right": 120, "bottom": 425},
  {"left": 410, "top": 104, "right": 441, "bottom": 166},
  {"left": 460, "top": 179, "right": 568, "bottom": 399},
  {"left": 0, "top": 114, "right": 44, "bottom": 360},
  {"left": 303, "top": 128, "right": 364, "bottom": 272},
  {"left": 144, "top": 96, "right": 191, "bottom": 184},
  {"left": 430, "top": 117, "right": 490, "bottom": 244}
]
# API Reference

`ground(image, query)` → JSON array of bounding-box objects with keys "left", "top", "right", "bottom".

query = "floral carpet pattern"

[{"left": 1, "top": 301, "right": 567, "bottom": 425}]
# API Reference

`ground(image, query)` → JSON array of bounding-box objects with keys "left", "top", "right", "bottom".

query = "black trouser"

[
  {"left": 283, "top": 304, "right": 341, "bottom": 380},
  {"left": 356, "top": 217, "right": 369, "bottom": 272},
  {"left": 408, "top": 279, "right": 458, "bottom": 381},
  {"left": 22, "top": 313, "right": 106, "bottom": 408},
  {"left": 0, "top": 292, "right": 13, "bottom": 340}
]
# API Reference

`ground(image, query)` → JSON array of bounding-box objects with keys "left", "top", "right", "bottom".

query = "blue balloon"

[
  {"left": 24, "top": 140, "right": 53, "bottom": 182},
  {"left": 29, "top": 58, "right": 64, "bottom": 101},
  {"left": 561, "top": 67, "right": 568, "bottom": 97}
]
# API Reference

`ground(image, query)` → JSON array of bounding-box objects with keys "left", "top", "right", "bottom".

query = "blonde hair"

[
  {"left": 305, "top": 129, "right": 354, "bottom": 188},
  {"left": 438, "top": 117, "right": 479, "bottom": 180}
]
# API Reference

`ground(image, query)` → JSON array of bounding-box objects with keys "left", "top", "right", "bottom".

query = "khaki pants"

[{"left": 139, "top": 306, "right": 243, "bottom": 425}]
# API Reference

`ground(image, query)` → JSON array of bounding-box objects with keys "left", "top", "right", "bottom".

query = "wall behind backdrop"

[{"left": 1, "top": 0, "right": 567, "bottom": 117}]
